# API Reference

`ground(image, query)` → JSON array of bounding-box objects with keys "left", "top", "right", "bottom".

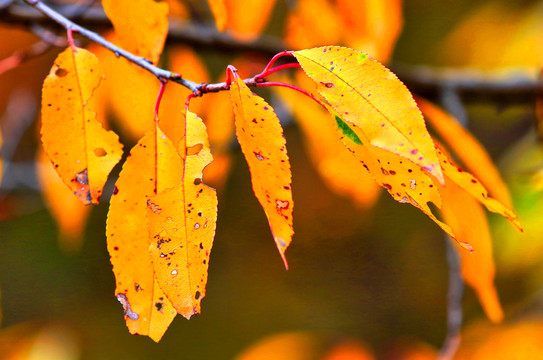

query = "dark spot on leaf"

[
  {"left": 94, "top": 147, "right": 107, "bottom": 157},
  {"left": 195, "top": 291, "right": 201, "bottom": 300},
  {"left": 410, "top": 149, "right": 418, "bottom": 155},
  {"left": 114, "top": 246, "right": 119, "bottom": 251},
  {"left": 135, "top": 283, "right": 141, "bottom": 292},
  {"left": 155, "top": 302, "right": 164, "bottom": 312},
  {"left": 113, "top": 186, "right": 119, "bottom": 195},
  {"left": 55, "top": 68, "right": 68, "bottom": 77},
  {"left": 194, "top": 178, "right": 202, "bottom": 185},
  {"left": 389, "top": 170, "right": 397, "bottom": 175},
  {"left": 383, "top": 184, "right": 392, "bottom": 190},
  {"left": 471, "top": 179, "right": 477, "bottom": 183},
  {"left": 199, "top": 243, "right": 204, "bottom": 250}
]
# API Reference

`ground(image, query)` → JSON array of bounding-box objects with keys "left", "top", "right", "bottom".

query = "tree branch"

[{"left": 6, "top": 0, "right": 543, "bottom": 105}]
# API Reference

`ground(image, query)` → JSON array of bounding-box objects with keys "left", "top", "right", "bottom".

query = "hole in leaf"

[
  {"left": 187, "top": 144, "right": 203, "bottom": 156},
  {"left": 94, "top": 147, "right": 107, "bottom": 157},
  {"left": 194, "top": 178, "right": 202, "bottom": 185},
  {"left": 55, "top": 68, "right": 68, "bottom": 77}
]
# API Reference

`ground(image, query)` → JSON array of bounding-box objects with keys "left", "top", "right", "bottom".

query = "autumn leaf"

[
  {"left": 41, "top": 46, "right": 123, "bottom": 205},
  {"left": 336, "top": 0, "right": 403, "bottom": 63},
  {"left": 274, "top": 73, "right": 380, "bottom": 209},
  {"left": 417, "top": 97, "right": 512, "bottom": 208},
  {"left": 294, "top": 46, "right": 444, "bottom": 184},
  {"left": 435, "top": 146, "right": 522, "bottom": 231},
  {"left": 37, "top": 149, "right": 91, "bottom": 253},
  {"left": 102, "top": 0, "right": 168, "bottom": 64},
  {"left": 285, "top": 0, "right": 342, "bottom": 50},
  {"left": 146, "top": 111, "right": 217, "bottom": 319},
  {"left": 224, "top": 0, "right": 277, "bottom": 40},
  {"left": 106, "top": 125, "right": 180, "bottom": 342},
  {"left": 440, "top": 180, "right": 503, "bottom": 323},
  {"left": 229, "top": 68, "right": 293, "bottom": 268},
  {"left": 207, "top": 0, "right": 228, "bottom": 31}
]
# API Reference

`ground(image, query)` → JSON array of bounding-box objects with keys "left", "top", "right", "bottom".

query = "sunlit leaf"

[
  {"left": 417, "top": 97, "right": 512, "bottom": 208},
  {"left": 275, "top": 74, "right": 380, "bottom": 209},
  {"left": 229, "top": 69, "right": 293, "bottom": 268},
  {"left": 294, "top": 46, "right": 444, "bottom": 184},
  {"left": 224, "top": 0, "right": 276, "bottom": 40},
  {"left": 37, "top": 149, "right": 91, "bottom": 253},
  {"left": 146, "top": 111, "right": 217, "bottom": 319},
  {"left": 41, "top": 47, "right": 123, "bottom": 204},
  {"left": 102, "top": 0, "right": 168, "bottom": 64},
  {"left": 440, "top": 177, "right": 503, "bottom": 322},
  {"left": 106, "top": 126, "right": 180, "bottom": 342}
]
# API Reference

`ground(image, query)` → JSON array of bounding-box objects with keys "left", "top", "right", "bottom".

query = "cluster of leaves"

[{"left": 1, "top": 0, "right": 525, "bottom": 344}]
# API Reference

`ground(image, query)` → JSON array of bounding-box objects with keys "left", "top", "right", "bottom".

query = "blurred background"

[{"left": 1, "top": 0, "right": 543, "bottom": 358}]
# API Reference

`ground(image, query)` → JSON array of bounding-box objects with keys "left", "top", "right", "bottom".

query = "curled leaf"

[
  {"left": 41, "top": 47, "right": 123, "bottom": 204},
  {"left": 229, "top": 69, "right": 294, "bottom": 268},
  {"left": 294, "top": 46, "right": 444, "bottom": 184}
]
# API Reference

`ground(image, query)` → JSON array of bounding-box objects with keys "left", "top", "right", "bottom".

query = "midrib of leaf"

[
  {"left": 297, "top": 52, "right": 421, "bottom": 154},
  {"left": 70, "top": 48, "right": 91, "bottom": 189},
  {"left": 181, "top": 114, "right": 194, "bottom": 314}
]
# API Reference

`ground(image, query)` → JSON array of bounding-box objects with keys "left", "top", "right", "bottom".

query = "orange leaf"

[
  {"left": 436, "top": 146, "right": 522, "bottom": 231},
  {"left": 106, "top": 125, "right": 181, "bottom": 342},
  {"left": 284, "top": 0, "right": 342, "bottom": 50},
  {"left": 274, "top": 74, "right": 380, "bottom": 209},
  {"left": 417, "top": 97, "right": 513, "bottom": 208},
  {"left": 102, "top": 0, "right": 168, "bottom": 64},
  {"left": 41, "top": 47, "right": 123, "bottom": 205},
  {"left": 440, "top": 178, "right": 503, "bottom": 322},
  {"left": 294, "top": 47, "right": 444, "bottom": 184},
  {"left": 207, "top": 0, "right": 228, "bottom": 31},
  {"left": 37, "top": 149, "right": 91, "bottom": 253},
  {"left": 229, "top": 69, "right": 293, "bottom": 268},
  {"left": 224, "top": 0, "right": 276, "bottom": 40},
  {"left": 336, "top": 0, "right": 403, "bottom": 63},
  {"left": 146, "top": 111, "right": 218, "bottom": 319}
]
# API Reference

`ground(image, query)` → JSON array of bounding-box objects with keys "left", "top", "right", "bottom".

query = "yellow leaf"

[
  {"left": 207, "top": 0, "right": 228, "bottom": 31},
  {"left": 37, "top": 149, "right": 91, "bottom": 253},
  {"left": 294, "top": 46, "right": 444, "bottom": 184},
  {"left": 106, "top": 125, "right": 180, "bottom": 342},
  {"left": 274, "top": 73, "right": 380, "bottom": 209},
  {"left": 284, "top": 0, "right": 342, "bottom": 50},
  {"left": 336, "top": 0, "right": 403, "bottom": 63},
  {"left": 417, "top": 98, "right": 512, "bottom": 208},
  {"left": 440, "top": 178, "right": 503, "bottom": 323},
  {"left": 146, "top": 111, "right": 218, "bottom": 319},
  {"left": 229, "top": 70, "right": 293, "bottom": 268},
  {"left": 41, "top": 47, "right": 123, "bottom": 205},
  {"left": 224, "top": 0, "right": 276, "bottom": 40},
  {"left": 102, "top": 0, "right": 168, "bottom": 64},
  {"left": 436, "top": 146, "right": 522, "bottom": 231}
]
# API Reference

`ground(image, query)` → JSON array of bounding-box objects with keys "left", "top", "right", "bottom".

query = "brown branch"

[{"left": 4, "top": 0, "right": 542, "bottom": 105}]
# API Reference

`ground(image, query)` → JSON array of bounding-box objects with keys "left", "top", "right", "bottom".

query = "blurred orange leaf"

[
  {"left": 285, "top": 0, "right": 342, "bottom": 50},
  {"left": 37, "top": 149, "right": 91, "bottom": 253},
  {"left": 336, "top": 0, "right": 403, "bottom": 62},
  {"left": 102, "top": 0, "right": 168, "bottom": 64},
  {"left": 440, "top": 177, "right": 503, "bottom": 322},
  {"left": 229, "top": 68, "right": 293, "bottom": 268},
  {"left": 224, "top": 0, "right": 276, "bottom": 40},
  {"left": 294, "top": 46, "right": 444, "bottom": 184},
  {"left": 207, "top": 0, "right": 228, "bottom": 31},
  {"left": 146, "top": 111, "right": 217, "bottom": 319},
  {"left": 41, "top": 46, "right": 123, "bottom": 204},
  {"left": 417, "top": 98, "right": 512, "bottom": 208}
]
